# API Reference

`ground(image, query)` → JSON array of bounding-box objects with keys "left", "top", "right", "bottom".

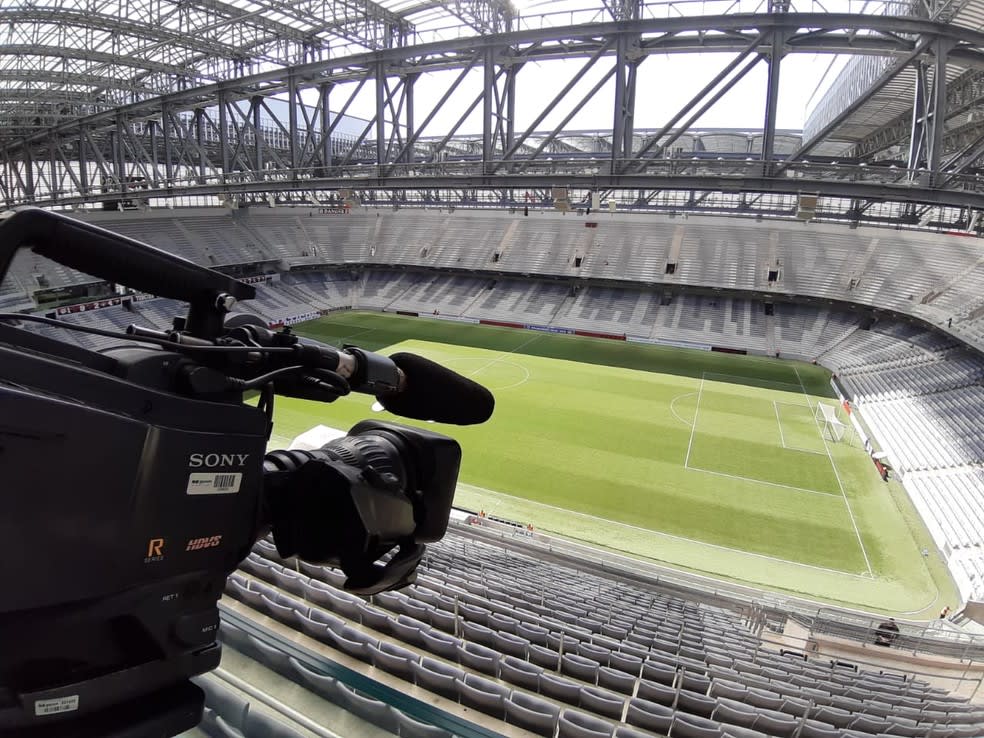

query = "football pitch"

[{"left": 271, "top": 312, "right": 957, "bottom": 617}]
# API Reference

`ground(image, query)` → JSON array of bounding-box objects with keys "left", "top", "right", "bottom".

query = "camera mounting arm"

[{"left": 0, "top": 207, "right": 255, "bottom": 339}]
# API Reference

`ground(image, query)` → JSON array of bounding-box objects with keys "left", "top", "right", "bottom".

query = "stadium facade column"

[
  {"left": 611, "top": 31, "right": 640, "bottom": 172},
  {"left": 760, "top": 20, "right": 787, "bottom": 175},
  {"left": 927, "top": 37, "right": 954, "bottom": 187},
  {"left": 483, "top": 46, "right": 495, "bottom": 171},
  {"left": 320, "top": 83, "right": 333, "bottom": 170},
  {"left": 288, "top": 74, "right": 299, "bottom": 175},
  {"left": 195, "top": 108, "right": 207, "bottom": 184},
  {"left": 376, "top": 61, "right": 386, "bottom": 166},
  {"left": 218, "top": 91, "right": 229, "bottom": 181},
  {"left": 251, "top": 97, "right": 263, "bottom": 180},
  {"left": 162, "top": 105, "right": 174, "bottom": 186},
  {"left": 146, "top": 122, "right": 157, "bottom": 190}
]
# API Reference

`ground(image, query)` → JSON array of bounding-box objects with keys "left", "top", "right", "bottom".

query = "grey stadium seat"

[
  {"left": 636, "top": 679, "right": 676, "bottom": 706},
  {"left": 752, "top": 710, "right": 798, "bottom": 738},
  {"left": 367, "top": 642, "right": 416, "bottom": 681},
  {"left": 499, "top": 655, "right": 543, "bottom": 690},
  {"left": 505, "top": 691, "right": 561, "bottom": 737},
  {"left": 678, "top": 688, "right": 716, "bottom": 717},
  {"left": 610, "top": 651, "right": 643, "bottom": 676},
  {"left": 529, "top": 643, "right": 561, "bottom": 669},
  {"left": 539, "top": 672, "right": 583, "bottom": 704},
  {"left": 456, "top": 641, "right": 500, "bottom": 677},
  {"left": 579, "top": 685, "right": 625, "bottom": 719},
  {"left": 197, "top": 678, "right": 249, "bottom": 734},
  {"left": 795, "top": 719, "right": 840, "bottom": 738},
  {"left": 419, "top": 628, "right": 460, "bottom": 659},
  {"left": 455, "top": 673, "right": 510, "bottom": 718},
  {"left": 288, "top": 658, "right": 344, "bottom": 704},
  {"left": 392, "top": 709, "right": 454, "bottom": 738},
  {"left": 598, "top": 666, "right": 636, "bottom": 694},
  {"left": 558, "top": 709, "right": 616, "bottom": 738},
  {"left": 562, "top": 653, "right": 601, "bottom": 683},
  {"left": 493, "top": 630, "right": 531, "bottom": 658},
  {"left": 711, "top": 697, "right": 758, "bottom": 729},
  {"left": 410, "top": 657, "right": 463, "bottom": 700},
  {"left": 625, "top": 698, "right": 673, "bottom": 734},
  {"left": 672, "top": 713, "right": 724, "bottom": 738}
]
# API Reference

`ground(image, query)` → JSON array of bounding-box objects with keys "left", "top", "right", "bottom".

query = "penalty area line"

[{"left": 794, "top": 365, "right": 874, "bottom": 578}]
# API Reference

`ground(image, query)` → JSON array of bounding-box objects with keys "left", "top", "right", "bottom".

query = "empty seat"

[
  {"left": 745, "top": 688, "right": 783, "bottom": 711},
  {"left": 579, "top": 685, "right": 625, "bottom": 720},
  {"left": 392, "top": 709, "right": 453, "bottom": 738},
  {"left": 578, "top": 642, "right": 612, "bottom": 665},
  {"left": 289, "top": 658, "right": 344, "bottom": 703},
  {"left": 197, "top": 678, "right": 249, "bottom": 733},
  {"left": 610, "top": 651, "right": 643, "bottom": 676},
  {"left": 360, "top": 604, "right": 392, "bottom": 633},
  {"left": 427, "top": 607, "right": 457, "bottom": 633},
  {"left": 505, "top": 691, "right": 561, "bottom": 737},
  {"left": 813, "top": 705, "right": 853, "bottom": 729},
  {"left": 562, "top": 653, "right": 601, "bottom": 683},
  {"left": 598, "top": 666, "right": 636, "bottom": 695},
  {"left": 493, "top": 631, "right": 530, "bottom": 658},
  {"left": 367, "top": 643, "right": 415, "bottom": 681},
  {"left": 636, "top": 679, "right": 675, "bottom": 706},
  {"left": 796, "top": 719, "right": 840, "bottom": 738},
  {"left": 335, "top": 682, "right": 400, "bottom": 734},
  {"left": 678, "top": 688, "right": 716, "bottom": 718},
  {"left": 625, "top": 698, "right": 673, "bottom": 734},
  {"left": 460, "top": 620, "right": 495, "bottom": 647},
  {"left": 456, "top": 641, "right": 500, "bottom": 677},
  {"left": 455, "top": 673, "right": 509, "bottom": 719},
  {"left": 709, "top": 679, "right": 747, "bottom": 702},
  {"left": 529, "top": 644, "right": 561, "bottom": 669},
  {"left": 539, "top": 672, "right": 583, "bottom": 704},
  {"left": 672, "top": 712, "right": 724, "bottom": 738},
  {"left": 558, "top": 708, "right": 616, "bottom": 738},
  {"left": 410, "top": 658, "right": 463, "bottom": 700},
  {"left": 489, "top": 612, "right": 520, "bottom": 633},
  {"left": 419, "top": 629, "right": 459, "bottom": 659},
  {"left": 753, "top": 710, "right": 797, "bottom": 737},
  {"left": 711, "top": 698, "right": 757, "bottom": 729},
  {"left": 271, "top": 568, "right": 306, "bottom": 595},
  {"left": 518, "top": 622, "right": 550, "bottom": 645},
  {"left": 500, "top": 656, "right": 543, "bottom": 690},
  {"left": 642, "top": 660, "right": 676, "bottom": 686}
]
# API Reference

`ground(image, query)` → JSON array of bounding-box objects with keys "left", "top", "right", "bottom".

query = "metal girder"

[
  {"left": 6, "top": 11, "right": 984, "bottom": 209},
  {"left": 10, "top": 11, "right": 984, "bottom": 151}
]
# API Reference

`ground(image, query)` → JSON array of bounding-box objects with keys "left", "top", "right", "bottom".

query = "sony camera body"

[{"left": 0, "top": 208, "right": 491, "bottom": 737}]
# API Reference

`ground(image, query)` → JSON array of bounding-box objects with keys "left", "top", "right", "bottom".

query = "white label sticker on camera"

[
  {"left": 186, "top": 472, "right": 242, "bottom": 495},
  {"left": 35, "top": 695, "right": 79, "bottom": 716}
]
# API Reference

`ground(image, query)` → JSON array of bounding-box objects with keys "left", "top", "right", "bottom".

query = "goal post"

[{"left": 815, "top": 402, "right": 847, "bottom": 442}]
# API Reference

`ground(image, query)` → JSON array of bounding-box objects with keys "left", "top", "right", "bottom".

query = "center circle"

[{"left": 441, "top": 357, "right": 531, "bottom": 390}]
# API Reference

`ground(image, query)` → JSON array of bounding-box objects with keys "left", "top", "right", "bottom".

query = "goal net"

[{"left": 815, "top": 403, "right": 847, "bottom": 442}]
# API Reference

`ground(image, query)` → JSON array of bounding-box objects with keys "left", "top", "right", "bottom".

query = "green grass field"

[{"left": 268, "top": 311, "right": 957, "bottom": 617}]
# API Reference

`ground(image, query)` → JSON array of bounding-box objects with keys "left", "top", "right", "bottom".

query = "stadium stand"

[{"left": 215, "top": 528, "right": 984, "bottom": 738}]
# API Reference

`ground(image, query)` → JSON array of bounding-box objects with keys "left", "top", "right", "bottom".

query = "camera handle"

[{"left": 0, "top": 207, "right": 255, "bottom": 339}]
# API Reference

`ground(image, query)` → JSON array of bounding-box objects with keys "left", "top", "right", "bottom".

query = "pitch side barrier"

[{"left": 454, "top": 517, "right": 984, "bottom": 664}]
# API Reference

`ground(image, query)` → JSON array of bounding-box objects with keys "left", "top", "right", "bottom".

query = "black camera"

[{"left": 0, "top": 208, "right": 493, "bottom": 737}]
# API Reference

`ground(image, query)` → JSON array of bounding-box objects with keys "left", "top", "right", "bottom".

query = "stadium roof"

[{"left": 0, "top": 0, "right": 514, "bottom": 136}]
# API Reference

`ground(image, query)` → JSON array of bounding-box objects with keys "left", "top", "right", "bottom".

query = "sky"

[{"left": 297, "top": 0, "right": 883, "bottom": 137}]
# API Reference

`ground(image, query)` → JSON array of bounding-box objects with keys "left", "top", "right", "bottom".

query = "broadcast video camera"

[{"left": 0, "top": 207, "right": 494, "bottom": 738}]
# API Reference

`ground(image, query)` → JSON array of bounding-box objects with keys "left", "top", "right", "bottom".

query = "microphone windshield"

[{"left": 378, "top": 352, "right": 495, "bottom": 425}]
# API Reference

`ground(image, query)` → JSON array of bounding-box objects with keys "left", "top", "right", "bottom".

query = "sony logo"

[{"left": 188, "top": 453, "right": 250, "bottom": 468}]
